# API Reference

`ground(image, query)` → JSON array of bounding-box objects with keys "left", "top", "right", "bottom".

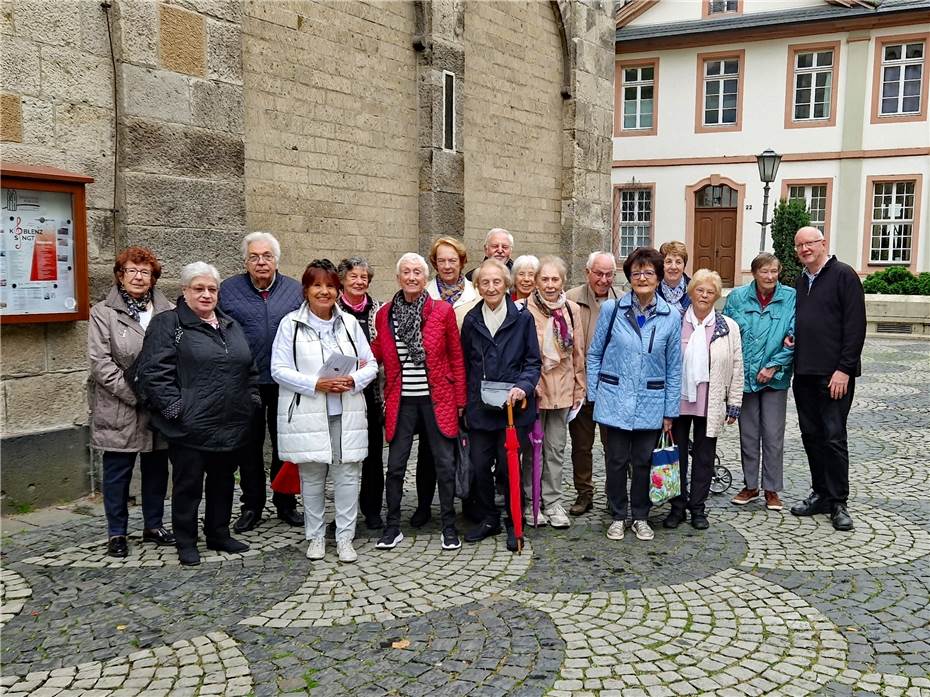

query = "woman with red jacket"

[{"left": 371, "top": 252, "right": 467, "bottom": 552}]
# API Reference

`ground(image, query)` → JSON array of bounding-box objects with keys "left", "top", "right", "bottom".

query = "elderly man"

[
  {"left": 465, "top": 228, "right": 514, "bottom": 280},
  {"left": 565, "top": 251, "right": 618, "bottom": 515},
  {"left": 789, "top": 226, "right": 865, "bottom": 531},
  {"left": 220, "top": 232, "right": 304, "bottom": 532}
]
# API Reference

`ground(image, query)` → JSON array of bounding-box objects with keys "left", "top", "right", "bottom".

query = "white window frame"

[
  {"left": 615, "top": 188, "right": 653, "bottom": 258},
  {"left": 442, "top": 70, "right": 456, "bottom": 151},
  {"left": 879, "top": 41, "right": 925, "bottom": 116},
  {"left": 793, "top": 49, "right": 834, "bottom": 121},
  {"left": 788, "top": 184, "right": 828, "bottom": 233},
  {"left": 707, "top": 0, "right": 738, "bottom": 14},
  {"left": 869, "top": 180, "right": 916, "bottom": 264},
  {"left": 703, "top": 58, "right": 740, "bottom": 127},
  {"left": 621, "top": 65, "right": 655, "bottom": 132}
]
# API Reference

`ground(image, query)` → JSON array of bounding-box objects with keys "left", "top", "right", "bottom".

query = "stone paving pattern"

[{"left": 1, "top": 339, "right": 928, "bottom": 696}]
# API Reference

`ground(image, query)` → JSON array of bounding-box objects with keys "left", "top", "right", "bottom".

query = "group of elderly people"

[{"left": 88, "top": 228, "right": 797, "bottom": 565}]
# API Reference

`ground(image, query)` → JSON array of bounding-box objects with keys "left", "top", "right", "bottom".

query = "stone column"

[{"left": 414, "top": 0, "right": 466, "bottom": 257}]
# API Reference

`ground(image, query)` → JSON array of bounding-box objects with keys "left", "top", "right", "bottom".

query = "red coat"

[{"left": 371, "top": 297, "right": 467, "bottom": 441}]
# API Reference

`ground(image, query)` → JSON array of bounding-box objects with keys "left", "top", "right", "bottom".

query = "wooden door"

[{"left": 694, "top": 209, "right": 737, "bottom": 287}]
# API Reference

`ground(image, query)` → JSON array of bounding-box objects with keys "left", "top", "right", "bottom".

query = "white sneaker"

[
  {"left": 606, "top": 520, "right": 625, "bottom": 540},
  {"left": 632, "top": 520, "right": 654, "bottom": 541},
  {"left": 546, "top": 504, "right": 571, "bottom": 529},
  {"left": 336, "top": 539, "right": 357, "bottom": 563},
  {"left": 524, "top": 505, "right": 547, "bottom": 527},
  {"left": 306, "top": 537, "right": 325, "bottom": 560}
]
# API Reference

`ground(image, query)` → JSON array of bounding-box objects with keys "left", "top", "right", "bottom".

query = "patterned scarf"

[
  {"left": 117, "top": 285, "right": 152, "bottom": 322},
  {"left": 437, "top": 276, "right": 465, "bottom": 305},
  {"left": 392, "top": 290, "right": 427, "bottom": 365},
  {"left": 660, "top": 277, "right": 687, "bottom": 311},
  {"left": 339, "top": 292, "right": 368, "bottom": 313},
  {"left": 533, "top": 289, "right": 573, "bottom": 372}
]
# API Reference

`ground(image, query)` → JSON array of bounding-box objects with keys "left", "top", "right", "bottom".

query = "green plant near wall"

[
  {"left": 862, "top": 266, "right": 930, "bottom": 295},
  {"left": 770, "top": 198, "right": 810, "bottom": 286}
]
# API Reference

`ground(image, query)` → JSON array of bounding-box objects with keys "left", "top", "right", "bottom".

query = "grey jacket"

[{"left": 87, "top": 286, "right": 173, "bottom": 452}]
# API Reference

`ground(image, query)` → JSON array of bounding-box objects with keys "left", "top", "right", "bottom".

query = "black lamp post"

[{"left": 756, "top": 148, "right": 782, "bottom": 252}]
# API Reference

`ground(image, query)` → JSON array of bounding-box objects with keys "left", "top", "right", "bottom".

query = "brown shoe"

[
  {"left": 765, "top": 491, "right": 784, "bottom": 511},
  {"left": 569, "top": 494, "right": 593, "bottom": 516},
  {"left": 731, "top": 487, "right": 759, "bottom": 505}
]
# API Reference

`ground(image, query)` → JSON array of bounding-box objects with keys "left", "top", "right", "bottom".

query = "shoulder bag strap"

[{"left": 598, "top": 300, "right": 622, "bottom": 365}]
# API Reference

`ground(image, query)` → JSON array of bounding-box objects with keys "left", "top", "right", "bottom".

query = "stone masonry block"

[
  {"left": 79, "top": 0, "right": 111, "bottom": 57},
  {"left": 191, "top": 78, "right": 243, "bottom": 133},
  {"left": 206, "top": 18, "right": 241, "bottom": 84},
  {"left": 85, "top": 208, "right": 114, "bottom": 264},
  {"left": 159, "top": 3, "right": 206, "bottom": 77},
  {"left": 40, "top": 45, "right": 112, "bottom": 108},
  {"left": 0, "top": 92, "right": 22, "bottom": 141},
  {"left": 115, "top": 0, "right": 158, "bottom": 67},
  {"left": 121, "top": 63, "right": 192, "bottom": 124},
  {"left": 20, "top": 96, "right": 55, "bottom": 145},
  {"left": 178, "top": 0, "right": 241, "bottom": 23},
  {"left": 12, "top": 0, "right": 81, "bottom": 48},
  {"left": 121, "top": 116, "right": 244, "bottom": 179},
  {"left": 54, "top": 102, "right": 112, "bottom": 153},
  {"left": 0, "top": 324, "right": 47, "bottom": 377},
  {"left": 0, "top": 37, "right": 40, "bottom": 94},
  {"left": 1, "top": 1, "right": 14, "bottom": 35},
  {"left": 124, "top": 225, "right": 245, "bottom": 278},
  {"left": 46, "top": 321, "right": 89, "bottom": 373},
  {"left": 2, "top": 370, "right": 89, "bottom": 435},
  {"left": 123, "top": 172, "right": 245, "bottom": 229}
]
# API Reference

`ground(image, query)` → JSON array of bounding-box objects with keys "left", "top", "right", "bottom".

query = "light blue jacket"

[
  {"left": 723, "top": 281, "right": 796, "bottom": 392},
  {"left": 587, "top": 292, "right": 682, "bottom": 431}
]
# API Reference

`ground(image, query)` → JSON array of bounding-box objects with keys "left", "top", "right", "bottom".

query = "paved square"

[{"left": 2, "top": 338, "right": 928, "bottom": 696}]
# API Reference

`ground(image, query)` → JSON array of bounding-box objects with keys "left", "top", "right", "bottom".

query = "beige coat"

[
  {"left": 87, "top": 286, "right": 173, "bottom": 452},
  {"left": 565, "top": 282, "right": 618, "bottom": 347},
  {"left": 524, "top": 295, "right": 586, "bottom": 410},
  {"left": 702, "top": 315, "right": 745, "bottom": 438}
]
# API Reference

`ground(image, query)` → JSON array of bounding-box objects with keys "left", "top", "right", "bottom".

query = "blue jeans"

[{"left": 102, "top": 450, "right": 170, "bottom": 536}]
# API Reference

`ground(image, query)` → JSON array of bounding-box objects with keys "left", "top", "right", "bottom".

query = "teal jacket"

[{"left": 723, "top": 282, "right": 796, "bottom": 392}]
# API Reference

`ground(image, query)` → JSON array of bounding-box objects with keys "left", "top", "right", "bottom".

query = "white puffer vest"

[{"left": 273, "top": 305, "right": 371, "bottom": 464}]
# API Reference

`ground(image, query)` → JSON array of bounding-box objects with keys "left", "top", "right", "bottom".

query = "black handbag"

[{"left": 454, "top": 422, "right": 473, "bottom": 499}]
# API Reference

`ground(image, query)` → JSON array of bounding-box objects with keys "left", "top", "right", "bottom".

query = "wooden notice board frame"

[{"left": 0, "top": 164, "right": 94, "bottom": 324}]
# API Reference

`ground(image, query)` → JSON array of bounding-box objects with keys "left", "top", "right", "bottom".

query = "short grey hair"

[
  {"left": 180, "top": 261, "right": 221, "bottom": 287},
  {"left": 241, "top": 231, "right": 281, "bottom": 261},
  {"left": 485, "top": 227, "right": 514, "bottom": 248},
  {"left": 538, "top": 255, "right": 568, "bottom": 282},
  {"left": 511, "top": 254, "right": 540, "bottom": 281},
  {"left": 395, "top": 252, "right": 429, "bottom": 277},
  {"left": 586, "top": 251, "right": 616, "bottom": 270},
  {"left": 338, "top": 256, "right": 374, "bottom": 282}
]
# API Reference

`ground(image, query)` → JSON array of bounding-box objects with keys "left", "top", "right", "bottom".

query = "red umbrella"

[{"left": 505, "top": 400, "right": 525, "bottom": 553}]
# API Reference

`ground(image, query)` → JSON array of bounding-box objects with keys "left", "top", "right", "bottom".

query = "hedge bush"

[
  {"left": 770, "top": 199, "right": 810, "bottom": 286},
  {"left": 862, "top": 266, "right": 930, "bottom": 295}
]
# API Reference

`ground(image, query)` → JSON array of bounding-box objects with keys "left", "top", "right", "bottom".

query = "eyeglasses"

[
  {"left": 589, "top": 270, "right": 614, "bottom": 279},
  {"left": 629, "top": 270, "right": 657, "bottom": 279},
  {"left": 794, "top": 240, "right": 823, "bottom": 250},
  {"left": 123, "top": 268, "right": 151, "bottom": 277},
  {"left": 247, "top": 253, "right": 275, "bottom": 264},
  {"left": 188, "top": 285, "right": 218, "bottom": 295}
]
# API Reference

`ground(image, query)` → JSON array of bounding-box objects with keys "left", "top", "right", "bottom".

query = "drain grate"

[{"left": 876, "top": 322, "right": 913, "bottom": 334}]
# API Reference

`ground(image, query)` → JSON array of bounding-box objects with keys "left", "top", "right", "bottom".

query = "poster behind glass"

[{"left": 0, "top": 187, "right": 79, "bottom": 317}]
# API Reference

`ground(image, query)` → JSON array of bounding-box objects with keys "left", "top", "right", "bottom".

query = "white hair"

[
  {"left": 484, "top": 227, "right": 514, "bottom": 248},
  {"left": 180, "top": 261, "right": 221, "bottom": 287},
  {"left": 511, "top": 254, "right": 540, "bottom": 279},
  {"left": 395, "top": 252, "right": 429, "bottom": 277},
  {"left": 586, "top": 251, "right": 616, "bottom": 270},
  {"left": 241, "top": 231, "right": 281, "bottom": 261}
]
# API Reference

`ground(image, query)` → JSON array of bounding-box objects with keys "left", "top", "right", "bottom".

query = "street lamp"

[{"left": 756, "top": 148, "right": 782, "bottom": 252}]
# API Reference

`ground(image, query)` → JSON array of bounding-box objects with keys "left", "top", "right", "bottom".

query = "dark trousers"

[
  {"left": 568, "top": 401, "right": 605, "bottom": 499},
  {"left": 471, "top": 426, "right": 530, "bottom": 526},
  {"left": 169, "top": 443, "right": 240, "bottom": 550},
  {"left": 102, "top": 450, "right": 170, "bottom": 536},
  {"left": 385, "top": 398, "right": 457, "bottom": 530},
  {"left": 793, "top": 373, "right": 854, "bottom": 506},
  {"left": 414, "top": 426, "right": 436, "bottom": 512},
  {"left": 359, "top": 389, "right": 385, "bottom": 521},
  {"left": 670, "top": 416, "right": 717, "bottom": 515},
  {"left": 602, "top": 426, "right": 658, "bottom": 522},
  {"left": 239, "top": 383, "right": 295, "bottom": 514}
]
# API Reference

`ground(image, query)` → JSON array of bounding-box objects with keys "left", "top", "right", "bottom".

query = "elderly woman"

[
  {"left": 336, "top": 256, "right": 385, "bottom": 530},
  {"left": 511, "top": 254, "right": 540, "bottom": 302},
  {"left": 587, "top": 247, "right": 681, "bottom": 543},
  {"left": 134, "top": 262, "right": 257, "bottom": 566},
  {"left": 657, "top": 241, "right": 691, "bottom": 315},
  {"left": 460, "top": 259, "right": 541, "bottom": 551},
  {"left": 88, "top": 246, "right": 174, "bottom": 558},
  {"left": 520, "top": 256, "right": 585, "bottom": 529},
  {"left": 724, "top": 253, "right": 795, "bottom": 512},
  {"left": 271, "top": 260, "right": 378, "bottom": 563},
  {"left": 664, "top": 269, "right": 744, "bottom": 531},
  {"left": 371, "top": 253, "right": 467, "bottom": 552}
]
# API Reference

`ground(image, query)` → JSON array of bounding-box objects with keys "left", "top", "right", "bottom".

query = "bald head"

[{"left": 794, "top": 226, "right": 827, "bottom": 272}]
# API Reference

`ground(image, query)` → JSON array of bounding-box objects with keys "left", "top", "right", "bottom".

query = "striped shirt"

[{"left": 394, "top": 321, "right": 430, "bottom": 397}]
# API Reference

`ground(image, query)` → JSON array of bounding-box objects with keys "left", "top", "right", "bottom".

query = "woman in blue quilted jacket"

[{"left": 587, "top": 247, "right": 681, "bottom": 543}]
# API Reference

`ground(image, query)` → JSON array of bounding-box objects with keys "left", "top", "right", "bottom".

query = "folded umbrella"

[
  {"left": 529, "top": 414, "right": 544, "bottom": 527},
  {"left": 505, "top": 400, "right": 524, "bottom": 553}
]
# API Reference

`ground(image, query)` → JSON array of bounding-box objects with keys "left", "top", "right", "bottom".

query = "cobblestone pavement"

[{"left": 1, "top": 338, "right": 928, "bottom": 696}]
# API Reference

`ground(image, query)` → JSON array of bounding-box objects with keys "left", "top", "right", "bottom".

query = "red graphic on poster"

[{"left": 29, "top": 232, "right": 58, "bottom": 282}]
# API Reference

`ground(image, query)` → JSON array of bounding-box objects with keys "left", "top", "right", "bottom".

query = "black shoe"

[
  {"left": 410, "top": 508, "right": 432, "bottom": 528},
  {"left": 464, "top": 522, "right": 501, "bottom": 543},
  {"left": 142, "top": 527, "right": 175, "bottom": 546},
  {"left": 690, "top": 513, "right": 710, "bottom": 530},
  {"left": 831, "top": 504, "right": 854, "bottom": 531},
  {"left": 663, "top": 510, "right": 686, "bottom": 529},
  {"left": 206, "top": 537, "right": 250, "bottom": 554},
  {"left": 376, "top": 527, "right": 404, "bottom": 549},
  {"left": 178, "top": 547, "right": 201, "bottom": 566},
  {"left": 277, "top": 508, "right": 304, "bottom": 527},
  {"left": 790, "top": 492, "right": 830, "bottom": 517},
  {"left": 233, "top": 509, "right": 262, "bottom": 533},
  {"left": 364, "top": 515, "right": 384, "bottom": 530},
  {"left": 107, "top": 535, "right": 128, "bottom": 558},
  {"left": 506, "top": 526, "right": 519, "bottom": 552},
  {"left": 441, "top": 527, "right": 461, "bottom": 550}
]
